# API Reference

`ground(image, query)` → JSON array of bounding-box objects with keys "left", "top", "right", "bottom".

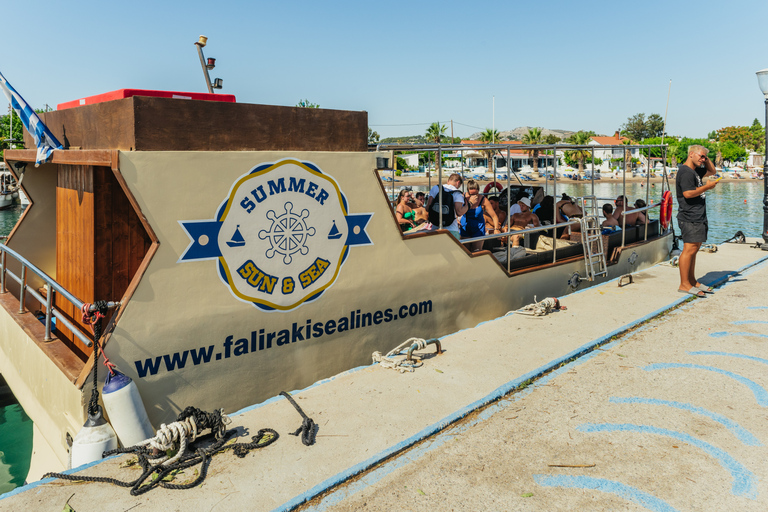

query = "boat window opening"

[{"left": 375, "top": 142, "right": 671, "bottom": 275}]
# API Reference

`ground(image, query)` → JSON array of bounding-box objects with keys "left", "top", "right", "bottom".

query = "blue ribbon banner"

[{"left": 180, "top": 213, "right": 372, "bottom": 262}]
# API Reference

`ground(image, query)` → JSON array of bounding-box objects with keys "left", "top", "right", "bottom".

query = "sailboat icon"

[
  {"left": 327, "top": 221, "right": 342, "bottom": 240},
  {"left": 226, "top": 225, "right": 246, "bottom": 247}
]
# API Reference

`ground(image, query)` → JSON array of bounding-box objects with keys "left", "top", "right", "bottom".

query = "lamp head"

[
  {"left": 757, "top": 68, "right": 768, "bottom": 98},
  {"left": 195, "top": 35, "right": 208, "bottom": 47}
]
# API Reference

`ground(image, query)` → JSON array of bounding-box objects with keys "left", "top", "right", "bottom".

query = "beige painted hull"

[{"left": 1, "top": 149, "right": 672, "bottom": 474}]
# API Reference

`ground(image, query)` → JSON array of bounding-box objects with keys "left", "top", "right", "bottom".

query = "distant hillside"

[{"left": 467, "top": 127, "right": 576, "bottom": 141}]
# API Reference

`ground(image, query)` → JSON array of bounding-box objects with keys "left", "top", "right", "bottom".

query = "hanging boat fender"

[
  {"left": 660, "top": 190, "right": 673, "bottom": 230},
  {"left": 102, "top": 369, "right": 155, "bottom": 448},
  {"left": 69, "top": 406, "right": 118, "bottom": 469},
  {"left": 483, "top": 181, "right": 503, "bottom": 194}
]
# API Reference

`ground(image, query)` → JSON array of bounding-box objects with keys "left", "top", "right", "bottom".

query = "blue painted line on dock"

[
  {"left": 731, "top": 320, "right": 768, "bottom": 325},
  {"left": 710, "top": 331, "right": 768, "bottom": 339},
  {"left": 643, "top": 363, "right": 768, "bottom": 406},
  {"left": 534, "top": 474, "right": 680, "bottom": 512},
  {"left": 690, "top": 351, "right": 768, "bottom": 367},
  {"left": 270, "top": 256, "right": 768, "bottom": 511},
  {"left": 609, "top": 397, "right": 761, "bottom": 446},
  {"left": 747, "top": 307, "right": 768, "bottom": 310},
  {"left": 576, "top": 423, "right": 758, "bottom": 499}
]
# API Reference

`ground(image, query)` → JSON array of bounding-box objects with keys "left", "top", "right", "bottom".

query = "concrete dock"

[{"left": 2, "top": 239, "right": 767, "bottom": 511}]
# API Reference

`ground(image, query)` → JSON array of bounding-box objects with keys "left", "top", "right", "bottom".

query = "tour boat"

[{"left": 0, "top": 92, "right": 673, "bottom": 479}]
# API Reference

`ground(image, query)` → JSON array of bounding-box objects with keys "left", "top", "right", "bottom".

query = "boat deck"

[{"left": 2, "top": 239, "right": 767, "bottom": 511}]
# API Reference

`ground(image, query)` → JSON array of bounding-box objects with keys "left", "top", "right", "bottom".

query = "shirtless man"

[
  {"left": 601, "top": 204, "right": 619, "bottom": 229},
  {"left": 613, "top": 195, "right": 645, "bottom": 226},
  {"left": 507, "top": 197, "right": 540, "bottom": 247}
]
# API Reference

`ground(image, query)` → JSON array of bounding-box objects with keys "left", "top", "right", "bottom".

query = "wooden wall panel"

[
  {"left": 26, "top": 97, "right": 367, "bottom": 152},
  {"left": 56, "top": 165, "right": 95, "bottom": 357}
]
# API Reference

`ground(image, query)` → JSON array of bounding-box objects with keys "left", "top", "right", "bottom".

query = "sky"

[{"left": 2, "top": 0, "right": 768, "bottom": 141}]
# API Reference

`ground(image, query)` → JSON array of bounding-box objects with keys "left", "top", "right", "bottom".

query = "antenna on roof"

[{"left": 193, "top": 35, "right": 224, "bottom": 93}]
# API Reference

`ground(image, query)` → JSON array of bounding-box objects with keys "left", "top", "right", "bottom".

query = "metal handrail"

[{"left": 0, "top": 243, "right": 119, "bottom": 346}]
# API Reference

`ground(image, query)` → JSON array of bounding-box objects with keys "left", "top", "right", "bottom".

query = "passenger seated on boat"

[
  {"left": 460, "top": 179, "right": 500, "bottom": 252},
  {"left": 507, "top": 198, "right": 540, "bottom": 247},
  {"left": 483, "top": 195, "right": 507, "bottom": 251},
  {"left": 558, "top": 194, "right": 583, "bottom": 218},
  {"left": 537, "top": 195, "right": 567, "bottom": 239},
  {"left": 415, "top": 191, "right": 426, "bottom": 206},
  {"left": 634, "top": 199, "right": 648, "bottom": 223},
  {"left": 613, "top": 195, "right": 645, "bottom": 226},
  {"left": 508, "top": 195, "right": 532, "bottom": 216},
  {"left": 426, "top": 173, "right": 468, "bottom": 239},
  {"left": 395, "top": 189, "right": 427, "bottom": 232},
  {"left": 601, "top": 204, "right": 620, "bottom": 229}
]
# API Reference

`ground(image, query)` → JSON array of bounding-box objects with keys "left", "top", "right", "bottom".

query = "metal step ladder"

[{"left": 579, "top": 196, "right": 607, "bottom": 281}]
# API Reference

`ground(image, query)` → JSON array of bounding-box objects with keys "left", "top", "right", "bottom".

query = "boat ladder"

[{"left": 579, "top": 196, "right": 607, "bottom": 281}]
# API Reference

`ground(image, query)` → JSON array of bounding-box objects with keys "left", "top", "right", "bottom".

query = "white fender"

[
  {"left": 102, "top": 369, "right": 155, "bottom": 447},
  {"left": 69, "top": 406, "right": 118, "bottom": 469}
]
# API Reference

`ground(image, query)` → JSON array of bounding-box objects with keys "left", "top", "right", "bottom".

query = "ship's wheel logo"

[
  {"left": 259, "top": 202, "right": 316, "bottom": 264},
  {"left": 178, "top": 158, "right": 373, "bottom": 311}
]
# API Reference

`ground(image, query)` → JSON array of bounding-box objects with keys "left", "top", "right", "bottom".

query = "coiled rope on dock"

[
  {"left": 509, "top": 296, "right": 565, "bottom": 317},
  {"left": 42, "top": 406, "right": 279, "bottom": 495},
  {"left": 372, "top": 337, "right": 427, "bottom": 373}
]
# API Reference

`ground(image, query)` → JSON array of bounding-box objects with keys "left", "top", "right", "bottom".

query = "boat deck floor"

[{"left": 2, "top": 240, "right": 768, "bottom": 511}]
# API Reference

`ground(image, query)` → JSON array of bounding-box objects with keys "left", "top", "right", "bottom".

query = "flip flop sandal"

[
  {"left": 679, "top": 287, "right": 705, "bottom": 298},
  {"left": 695, "top": 283, "right": 714, "bottom": 293}
]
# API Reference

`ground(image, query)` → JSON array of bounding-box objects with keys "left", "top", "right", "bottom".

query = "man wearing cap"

[{"left": 508, "top": 196, "right": 532, "bottom": 216}]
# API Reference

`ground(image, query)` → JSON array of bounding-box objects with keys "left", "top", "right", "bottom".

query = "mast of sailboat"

[{"left": 661, "top": 79, "right": 671, "bottom": 146}]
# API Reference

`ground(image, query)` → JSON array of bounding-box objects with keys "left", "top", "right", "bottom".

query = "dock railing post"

[
  {"left": 44, "top": 287, "right": 53, "bottom": 342},
  {"left": 0, "top": 249, "right": 5, "bottom": 294}
]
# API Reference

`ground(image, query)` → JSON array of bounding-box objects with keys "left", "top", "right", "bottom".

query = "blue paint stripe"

[
  {"left": 747, "top": 307, "right": 768, "bottom": 310},
  {"left": 0, "top": 455, "right": 119, "bottom": 500},
  {"left": 534, "top": 474, "right": 680, "bottom": 512},
  {"left": 271, "top": 256, "right": 768, "bottom": 511},
  {"left": 731, "top": 320, "right": 768, "bottom": 325},
  {"left": 643, "top": 363, "right": 768, "bottom": 407},
  {"left": 577, "top": 423, "right": 757, "bottom": 499},
  {"left": 710, "top": 331, "right": 768, "bottom": 339},
  {"left": 689, "top": 351, "right": 768, "bottom": 366},
  {"left": 609, "top": 397, "right": 761, "bottom": 446}
]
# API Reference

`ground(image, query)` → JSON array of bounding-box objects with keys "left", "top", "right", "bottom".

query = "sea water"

[
  {"left": 0, "top": 205, "right": 32, "bottom": 495},
  {"left": 395, "top": 180, "right": 766, "bottom": 244}
]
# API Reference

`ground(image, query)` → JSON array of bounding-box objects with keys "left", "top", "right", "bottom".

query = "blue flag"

[{"left": 0, "top": 71, "right": 63, "bottom": 166}]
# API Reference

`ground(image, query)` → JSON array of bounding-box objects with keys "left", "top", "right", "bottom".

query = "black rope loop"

[
  {"left": 280, "top": 391, "right": 317, "bottom": 446},
  {"left": 43, "top": 407, "right": 278, "bottom": 494}
]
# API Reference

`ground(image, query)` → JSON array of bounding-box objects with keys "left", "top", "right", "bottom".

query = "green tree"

[
  {"left": 565, "top": 131, "right": 592, "bottom": 173},
  {"left": 544, "top": 134, "right": 560, "bottom": 144},
  {"left": 479, "top": 128, "right": 500, "bottom": 172},
  {"left": 521, "top": 127, "right": 543, "bottom": 173},
  {"left": 621, "top": 113, "right": 664, "bottom": 140},
  {"left": 296, "top": 99, "right": 319, "bottom": 108},
  {"left": 368, "top": 128, "right": 380, "bottom": 144},
  {"left": 646, "top": 114, "right": 665, "bottom": 138},
  {"left": 425, "top": 122, "right": 447, "bottom": 172},
  {"left": 0, "top": 109, "right": 26, "bottom": 157}
]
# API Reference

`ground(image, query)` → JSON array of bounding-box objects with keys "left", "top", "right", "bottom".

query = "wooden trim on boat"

[
  {"left": 5, "top": 149, "right": 116, "bottom": 168},
  {"left": 74, "top": 163, "right": 160, "bottom": 389}
]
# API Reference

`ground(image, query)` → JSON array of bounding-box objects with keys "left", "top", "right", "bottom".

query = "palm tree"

[
  {"left": 425, "top": 122, "right": 447, "bottom": 173},
  {"left": 479, "top": 128, "right": 501, "bottom": 172},
  {"left": 565, "top": 131, "right": 592, "bottom": 174},
  {"left": 522, "top": 127, "right": 543, "bottom": 173}
]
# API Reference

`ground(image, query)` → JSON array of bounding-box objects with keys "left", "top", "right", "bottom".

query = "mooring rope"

[
  {"left": 372, "top": 337, "right": 426, "bottom": 373},
  {"left": 42, "top": 406, "right": 278, "bottom": 495},
  {"left": 509, "top": 296, "right": 565, "bottom": 317},
  {"left": 279, "top": 391, "right": 317, "bottom": 446}
]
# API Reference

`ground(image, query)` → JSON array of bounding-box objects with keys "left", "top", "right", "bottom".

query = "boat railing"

[
  {"left": 0, "top": 243, "right": 118, "bottom": 347},
  {"left": 457, "top": 219, "right": 581, "bottom": 272},
  {"left": 618, "top": 203, "right": 662, "bottom": 245}
]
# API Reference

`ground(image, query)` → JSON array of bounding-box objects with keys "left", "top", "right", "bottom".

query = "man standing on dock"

[{"left": 676, "top": 145, "right": 719, "bottom": 297}]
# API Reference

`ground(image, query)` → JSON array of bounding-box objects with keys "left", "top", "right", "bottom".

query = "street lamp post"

[{"left": 757, "top": 69, "right": 768, "bottom": 250}]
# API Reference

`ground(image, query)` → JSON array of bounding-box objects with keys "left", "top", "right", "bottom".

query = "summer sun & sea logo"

[{"left": 178, "top": 159, "right": 373, "bottom": 311}]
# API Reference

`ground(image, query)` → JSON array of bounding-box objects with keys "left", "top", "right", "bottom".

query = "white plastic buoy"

[
  {"left": 102, "top": 369, "right": 155, "bottom": 447},
  {"left": 69, "top": 406, "right": 118, "bottom": 469}
]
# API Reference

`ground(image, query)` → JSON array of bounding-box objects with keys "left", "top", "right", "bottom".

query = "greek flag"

[{"left": 0, "top": 71, "right": 62, "bottom": 166}]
